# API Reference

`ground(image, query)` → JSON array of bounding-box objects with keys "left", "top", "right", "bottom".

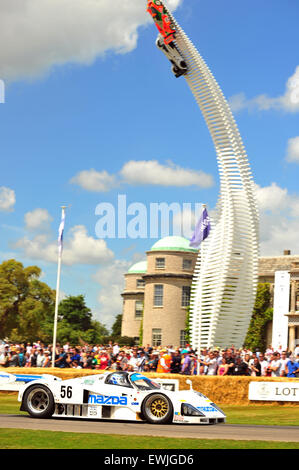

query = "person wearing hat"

[{"left": 156, "top": 349, "right": 171, "bottom": 373}]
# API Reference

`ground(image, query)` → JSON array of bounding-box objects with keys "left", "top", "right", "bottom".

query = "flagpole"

[{"left": 52, "top": 206, "right": 66, "bottom": 368}]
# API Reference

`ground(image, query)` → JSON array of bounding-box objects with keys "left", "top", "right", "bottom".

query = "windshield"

[{"left": 130, "top": 373, "right": 161, "bottom": 391}]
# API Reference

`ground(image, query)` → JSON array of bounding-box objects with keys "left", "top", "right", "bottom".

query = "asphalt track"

[{"left": 1, "top": 414, "right": 299, "bottom": 442}]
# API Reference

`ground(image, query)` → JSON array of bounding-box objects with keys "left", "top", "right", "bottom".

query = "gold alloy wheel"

[{"left": 149, "top": 397, "right": 169, "bottom": 418}]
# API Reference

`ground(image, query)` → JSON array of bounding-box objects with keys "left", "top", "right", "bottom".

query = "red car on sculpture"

[{"left": 147, "top": 0, "right": 176, "bottom": 45}]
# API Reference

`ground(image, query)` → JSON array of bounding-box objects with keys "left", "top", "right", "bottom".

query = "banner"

[{"left": 249, "top": 381, "right": 299, "bottom": 402}]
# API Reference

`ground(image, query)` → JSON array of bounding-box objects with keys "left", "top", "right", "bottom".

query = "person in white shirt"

[
  {"left": 36, "top": 349, "right": 46, "bottom": 368},
  {"left": 259, "top": 353, "right": 270, "bottom": 376},
  {"left": 199, "top": 351, "right": 218, "bottom": 375},
  {"left": 279, "top": 351, "right": 289, "bottom": 377},
  {"left": 128, "top": 351, "right": 139, "bottom": 371},
  {"left": 270, "top": 352, "right": 282, "bottom": 377},
  {"left": 113, "top": 343, "right": 120, "bottom": 357}
]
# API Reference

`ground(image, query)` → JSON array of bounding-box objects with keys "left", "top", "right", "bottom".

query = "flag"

[
  {"left": 58, "top": 209, "right": 65, "bottom": 256},
  {"left": 189, "top": 206, "right": 210, "bottom": 247}
]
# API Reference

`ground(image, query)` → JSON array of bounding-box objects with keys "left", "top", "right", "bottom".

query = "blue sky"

[{"left": 0, "top": 0, "right": 299, "bottom": 329}]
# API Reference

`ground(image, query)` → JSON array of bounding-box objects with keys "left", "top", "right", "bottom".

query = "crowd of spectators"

[{"left": 1, "top": 340, "right": 299, "bottom": 378}]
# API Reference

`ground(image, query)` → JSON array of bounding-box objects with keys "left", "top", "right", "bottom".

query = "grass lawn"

[{"left": 0, "top": 428, "right": 298, "bottom": 449}]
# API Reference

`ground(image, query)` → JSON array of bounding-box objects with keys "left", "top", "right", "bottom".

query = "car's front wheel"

[
  {"left": 23, "top": 385, "right": 55, "bottom": 419},
  {"left": 141, "top": 393, "right": 173, "bottom": 424}
]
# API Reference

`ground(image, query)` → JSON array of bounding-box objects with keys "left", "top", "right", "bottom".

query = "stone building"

[
  {"left": 122, "top": 240, "right": 299, "bottom": 350},
  {"left": 121, "top": 236, "right": 198, "bottom": 347},
  {"left": 259, "top": 250, "right": 299, "bottom": 352}
]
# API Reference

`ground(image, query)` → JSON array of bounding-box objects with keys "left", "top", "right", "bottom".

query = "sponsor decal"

[
  {"left": 197, "top": 406, "right": 216, "bottom": 413},
  {"left": 173, "top": 414, "right": 186, "bottom": 422},
  {"left": 88, "top": 394, "right": 128, "bottom": 405}
]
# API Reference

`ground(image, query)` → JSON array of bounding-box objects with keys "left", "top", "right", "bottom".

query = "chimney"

[{"left": 283, "top": 250, "right": 291, "bottom": 256}]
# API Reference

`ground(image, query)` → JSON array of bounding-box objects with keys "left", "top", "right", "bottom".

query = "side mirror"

[{"left": 186, "top": 379, "right": 193, "bottom": 390}]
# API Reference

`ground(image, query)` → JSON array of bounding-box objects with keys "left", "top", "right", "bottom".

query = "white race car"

[{"left": 18, "top": 371, "right": 226, "bottom": 425}]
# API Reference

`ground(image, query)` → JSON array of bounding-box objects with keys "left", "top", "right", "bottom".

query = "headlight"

[{"left": 181, "top": 403, "right": 205, "bottom": 417}]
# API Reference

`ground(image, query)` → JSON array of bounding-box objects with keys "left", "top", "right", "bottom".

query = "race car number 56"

[{"left": 60, "top": 385, "right": 72, "bottom": 399}]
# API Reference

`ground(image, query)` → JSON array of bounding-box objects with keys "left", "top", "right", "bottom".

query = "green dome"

[
  {"left": 127, "top": 260, "right": 147, "bottom": 274},
  {"left": 150, "top": 236, "right": 198, "bottom": 253}
]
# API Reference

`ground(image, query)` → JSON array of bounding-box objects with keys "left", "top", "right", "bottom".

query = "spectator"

[
  {"left": 43, "top": 351, "right": 51, "bottom": 368},
  {"left": 286, "top": 355, "right": 299, "bottom": 378},
  {"left": 250, "top": 357, "right": 261, "bottom": 377},
  {"left": 180, "top": 350, "right": 192, "bottom": 375},
  {"left": 137, "top": 350, "right": 146, "bottom": 372},
  {"left": 280, "top": 351, "right": 289, "bottom": 377},
  {"left": 156, "top": 349, "right": 171, "bottom": 374},
  {"left": 269, "top": 352, "right": 283, "bottom": 377},
  {"left": 146, "top": 352, "right": 159, "bottom": 372},
  {"left": 29, "top": 348, "right": 38, "bottom": 367},
  {"left": 199, "top": 351, "right": 218, "bottom": 375},
  {"left": 70, "top": 347, "right": 81, "bottom": 367},
  {"left": 8, "top": 350, "right": 19, "bottom": 367},
  {"left": 170, "top": 350, "right": 181, "bottom": 374},
  {"left": 18, "top": 348, "right": 25, "bottom": 367},
  {"left": 232, "top": 356, "right": 249, "bottom": 376},
  {"left": 54, "top": 347, "right": 68, "bottom": 368},
  {"left": 36, "top": 349, "right": 46, "bottom": 368},
  {"left": 217, "top": 358, "right": 229, "bottom": 376}
]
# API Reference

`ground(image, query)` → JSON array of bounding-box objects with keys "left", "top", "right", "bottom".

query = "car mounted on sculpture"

[
  {"left": 15, "top": 371, "right": 226, "bottom": 424},
  {"left": 156, "top": 34, "right": 187, "bottom": 78},
  {"left": 147, "top": 0, "right": 176, "bottom": 45}
]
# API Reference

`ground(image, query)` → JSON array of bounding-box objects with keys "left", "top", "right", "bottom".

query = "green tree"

[
  {"left": 244, "top": 283, "right": 273, "bottom": 352},
  {"left": 0, "top": 259, "right": 55, "bottom": 342},
  {"left": 48, "top": 295, "right": 109, "bottom": 345},
  {"left": 111, "top": 314, "right": 122, "bottom": 338}
]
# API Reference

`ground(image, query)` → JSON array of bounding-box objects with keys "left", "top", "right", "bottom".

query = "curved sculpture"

[{"left": 163, "top": 4, "right": 259, "bottom": 349}]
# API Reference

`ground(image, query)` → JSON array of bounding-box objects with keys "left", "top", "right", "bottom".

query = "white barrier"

[{"left": 249, "top": 381, "right": 299, "bottom": 402}]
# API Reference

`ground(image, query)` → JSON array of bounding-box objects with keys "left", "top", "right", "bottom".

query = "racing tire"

[
  {"left": 23, "top": 384, "right": 55, "bottom": 419},
  {"left": 141, "top": 393, "right": 173, "bottom": 424}
]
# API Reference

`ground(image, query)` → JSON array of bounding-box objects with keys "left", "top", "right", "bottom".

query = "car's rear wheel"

[
  {"left": 141, "top": 393, "right": 173, "bottom": 424},
  {"left": 23, "top": 385, "right": 55, "bottom": 419}
]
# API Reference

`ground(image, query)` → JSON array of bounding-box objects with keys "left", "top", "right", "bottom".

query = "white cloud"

[
  {"left": 93, "top": 259, "right": 131, "bottom": 328},
  {"left": 14, "top": 224, "right": 114, "bottom": 266},
  {"left": 0, "top": 186, "right": 16, "bottom": 212},
  {"left": 229, "top": 66, "right": 299, "bottom": 113},
  {"left": 120, "top": 160, "right": 214, "bottom": 188},
  {"left": 286, "top": 136, "right": 299, "bottom": 163},
  {"left": 70, "top": 159, "right": 214, "bottom": 191},
  {"left": 0, "top": 0, "right": 182, "bottom": 82},
  {"left": 24, "top": 208, "right": 53, "bottom": 231},
  {"left": 70, "top": 169, "right": 117, "bottom": 192},
  {"left": 254, "top": 182, "right": 299, "bottom": 255}
]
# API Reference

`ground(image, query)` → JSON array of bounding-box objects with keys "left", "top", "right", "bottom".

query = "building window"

[
  {"left": 136, "top": 279, "right": 145, "bottom": 288},
  {"left": 154, "top": 285, "right": 164, "bottom": 306},
  {"left": 183, "top": 259, "right": 192, "bottom": 270},
  {"left": 182, "top": 286, "right": 191, "bottom": 307},
  {"left": 152, "top": 329, "right": 162, "bottom": 347},
  {"left": 180, "top": 330, "right": 187, "bottom": 348},
  {"left": 134, "top": 337, "right": 140, "bottom": 345},
  {"left": 155, "top": 257, "right": 165, "bottom": 269},
  {"left": 135, "top": 301, "right": 143, "bottom": 319}
]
